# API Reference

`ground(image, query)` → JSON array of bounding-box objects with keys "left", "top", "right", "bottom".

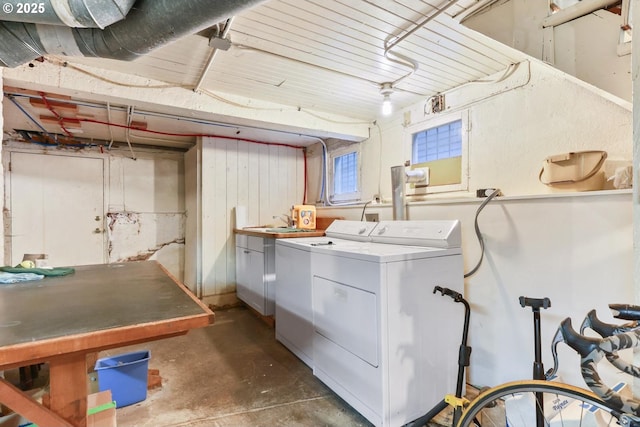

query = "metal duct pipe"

[
  {"left": 0, "top": 0, "right": 136, "bottom": 28},
  {"left": 391, "top": 165, "right": 406, "bottom": 220},
  {"left": 0, "top": 0, "right": 267, "bottom": 67},
  {"left": 542, "top": 0, "right": 621, "bottom": 28}
]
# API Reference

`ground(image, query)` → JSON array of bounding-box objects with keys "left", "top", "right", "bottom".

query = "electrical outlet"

[{"left": 365, "top": 213, "right": 379, "bottom": 222}]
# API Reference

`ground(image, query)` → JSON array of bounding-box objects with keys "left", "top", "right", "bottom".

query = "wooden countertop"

[{"left": 235, "top": 227, "right": 326, "bottom": 238}]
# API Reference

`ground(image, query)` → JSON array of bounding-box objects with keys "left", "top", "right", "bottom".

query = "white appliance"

[
  {"left": 310, "top": 220, "right": 463, "bottom": 427},
  {"left": 274, "top": 221, "right": 380, "bottom": 367}
]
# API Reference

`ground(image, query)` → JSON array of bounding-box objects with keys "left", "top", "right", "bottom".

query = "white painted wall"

[
  {"left": 316, "top": 191, "right": 633, "bottom": 388},
  {"left": 2, "top": 141, "right": 185, "bottom": 279},
  {"left": 191, "top": 137, "right": 306, "bottom": 306},
  {"left": 184, "top": 145, "right": 201, "bottom": 296},
  {"left": 307, "top": 57, "right": 634, "bottom": 388},
  {"left": 307, "top": 59, "right": 631, "bottom": 204},
  {"left": 464, "top": 1, "right": 631, "bottom": 102},
  {"left": 633, "top": 0, "right": 640, "bottom": 331}
]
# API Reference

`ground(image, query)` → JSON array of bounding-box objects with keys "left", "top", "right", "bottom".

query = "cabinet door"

[
  {"left": 246, "top": 249, "right": 266, "bottom": 313},
  {"left": 236, "top": 246, "right": 251, "bottom": 302},
  {"left": 235, "top": 247, "right": 266, "bottom": 314}
]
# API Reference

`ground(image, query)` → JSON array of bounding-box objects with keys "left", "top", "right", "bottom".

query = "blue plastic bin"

[{"left": 94, "top": 350, "right": 150, "bottom": 408}]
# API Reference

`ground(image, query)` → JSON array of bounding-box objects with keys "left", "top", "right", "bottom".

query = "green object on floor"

[{"left": 0, "top": 266, "right": 75, "bottom": 276}]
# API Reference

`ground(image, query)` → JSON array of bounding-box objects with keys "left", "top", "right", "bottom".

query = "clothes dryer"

[
  {"left": 274, "top": 220, "right": 379, "bottom": 367},
  {"left": 310, "top": 220, "right": 463, "bottom": 427}
]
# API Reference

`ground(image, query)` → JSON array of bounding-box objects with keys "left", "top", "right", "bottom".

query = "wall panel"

[{"left": 199, "top": 137, "right": 305, "bottom": 301}]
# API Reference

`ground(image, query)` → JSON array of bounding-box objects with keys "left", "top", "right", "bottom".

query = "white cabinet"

[{"left": 235, "top": 235, "right": 275, "bottom": 315}]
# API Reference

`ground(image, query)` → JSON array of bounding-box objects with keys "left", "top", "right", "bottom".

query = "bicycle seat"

[{"left": 609, "top": 304, "right": 640, "bottom": 321}]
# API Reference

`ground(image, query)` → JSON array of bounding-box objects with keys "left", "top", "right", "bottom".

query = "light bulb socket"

[
  {"left": 380, "top": 83, "right": 394, "bottom": 115},
  {"left": 379, "top": 82, "right": 394, "bottom": 96}
]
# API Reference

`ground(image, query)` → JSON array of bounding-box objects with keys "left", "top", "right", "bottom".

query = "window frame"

[
  {"left": 405, "top": 110, "right": 469, "bottom": 194},
  {"left": 329, "top": 145, "right": 361, "bottom": 202}
]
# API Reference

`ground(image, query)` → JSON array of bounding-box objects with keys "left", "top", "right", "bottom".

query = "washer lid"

[
  {"left": 324, "top": 220, "right": 379, "bottom": 241},
  {"left": 370, "top": 220, "right": 461, "bottom": 248}
]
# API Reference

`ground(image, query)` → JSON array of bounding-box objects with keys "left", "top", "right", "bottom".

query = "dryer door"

[{"left": 312, "top": 276, "right": 379, "bottom": 367}]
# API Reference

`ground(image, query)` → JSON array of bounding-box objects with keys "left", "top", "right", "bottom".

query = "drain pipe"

[
  {"left": 391, "top": 165, "right": 427, "bottom": 220},
  {"left": 542, "top": 0, "right": 621, "bottom": 27},
  {"left": 391, "top": 166, "right": 407, "bottom": 220}
]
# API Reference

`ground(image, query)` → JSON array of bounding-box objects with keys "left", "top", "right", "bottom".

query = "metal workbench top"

[{"left": 0, "top": 260, "right": 214, "bottom": 359}]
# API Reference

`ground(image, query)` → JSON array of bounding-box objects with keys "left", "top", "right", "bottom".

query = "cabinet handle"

[{"left": 244, "top": 250, "right": 250, "bottom": 254}]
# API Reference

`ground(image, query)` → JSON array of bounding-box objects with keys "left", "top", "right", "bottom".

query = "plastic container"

[{"left": 94, "top": 350, "right": 150, "bottom": 408}]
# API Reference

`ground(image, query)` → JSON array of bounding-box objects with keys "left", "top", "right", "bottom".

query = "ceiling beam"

[{"left": 30, "top": 98, "right": 78, "bottom": 113}]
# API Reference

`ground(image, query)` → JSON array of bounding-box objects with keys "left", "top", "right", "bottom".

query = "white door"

[{"left": 9, "top": 152, "right": 105, "bottom": 267}]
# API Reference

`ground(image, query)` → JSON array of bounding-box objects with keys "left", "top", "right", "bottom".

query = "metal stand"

[
  {"left": 404, "top": 286, "right": 471, "bottom": 427},
  {"left": 519, "top": 296, "right": 552, "bottom": 427}
]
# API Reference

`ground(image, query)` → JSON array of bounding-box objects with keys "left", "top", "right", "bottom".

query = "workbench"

[{"left": 0, "top": 260, "right": 215, "bottom": 427}]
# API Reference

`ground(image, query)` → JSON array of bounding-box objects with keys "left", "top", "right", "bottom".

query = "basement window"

[
  {"left": 330, "top": 147, "right": 361, "bottom": 202},
  {"left": 407, "top": 111, "right": 469, "bottom": 194}
]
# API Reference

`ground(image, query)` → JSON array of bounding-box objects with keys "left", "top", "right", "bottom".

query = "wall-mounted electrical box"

[{"left": 365, "top": 213, "right": 379, "bottom": 222}]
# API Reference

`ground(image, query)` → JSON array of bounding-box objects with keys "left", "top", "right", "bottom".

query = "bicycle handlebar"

[
  {"left": 580, "top": 309, "right": 640, "bottom": 378},
  {"left": 610, "top": 304, "right": 640, "bottom": 321},
  {"left": 580, "top": 309, "right": 638, "bottom": 337},
  {"left": 549, "top": 317, "right": 640, "bottom": 417}
]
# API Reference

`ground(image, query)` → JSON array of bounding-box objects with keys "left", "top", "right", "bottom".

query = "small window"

[
  {"left": 412, "top": 120, "right": 462, "bottom": 163},
  {"left": 330, "top": 148, "right": 361, "bottom": 202},
  {"left": 407, "top": 111, "right": 469, "bottom": 194}
]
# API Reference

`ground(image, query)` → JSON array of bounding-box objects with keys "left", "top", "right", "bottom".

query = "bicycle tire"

[{"left": 457, "top": 380, "right": 624, "bottom": 427}]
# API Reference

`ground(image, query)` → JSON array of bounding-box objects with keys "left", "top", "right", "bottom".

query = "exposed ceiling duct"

[
  {"left": 0, "top": 0, "right": 136, "bottom": 28},
  {"left": 0, "top": 0, "right": 267, "bottom": 67}
]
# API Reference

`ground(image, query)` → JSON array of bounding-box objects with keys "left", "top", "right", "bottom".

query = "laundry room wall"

[
  {"left": 310, "top": 56, "right": 634, "bottom": 389},
  {"left": 317, "top": 191, "right": 633, "bottom": 389},
  {"left": 106, "top": 151, "right": 185, "bottom": 278},
  {"left": 2, "top": 141, "right": 185, "bottom": 279},
  {"left": 306, "top": 58, "right": 632, "bottom": 204},
  {"left": 184, "top": 136, "right": 306, "bottom": 306}
]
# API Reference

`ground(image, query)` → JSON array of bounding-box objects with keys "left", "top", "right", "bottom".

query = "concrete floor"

[{"left": 102, "top": 306, "right": 373, "bottom": 427}]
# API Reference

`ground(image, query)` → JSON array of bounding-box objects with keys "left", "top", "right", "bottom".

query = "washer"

[
  {"left": 310, "top": 220, "right": 463, "bottom": 427},
  {"left": 274, "top": 221, "right": 379, "bottom": 367}
]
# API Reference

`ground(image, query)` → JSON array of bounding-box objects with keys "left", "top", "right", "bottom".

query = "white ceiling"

[{"left": 3, "top": 0, "right": 527, "bottom": 150}]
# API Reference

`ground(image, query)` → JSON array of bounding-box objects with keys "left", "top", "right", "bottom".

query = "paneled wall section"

[{"left": 199, "top": 137, "right": 306, "bottom": 300}]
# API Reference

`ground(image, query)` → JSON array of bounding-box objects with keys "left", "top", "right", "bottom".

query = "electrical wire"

[
  {"left": 464, "top": 188, "right": 502, "bottom": 278},
  {"left": 360, "top": 201, "right": 371, "bottom": 221}
]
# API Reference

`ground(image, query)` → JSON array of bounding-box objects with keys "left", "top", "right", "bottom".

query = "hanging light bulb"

[
  {"left": 382, "top": 94, "right": 392, "bottom": 116},
  {"left": 380, "top": 82, "right": 394, "bottom": 116}
]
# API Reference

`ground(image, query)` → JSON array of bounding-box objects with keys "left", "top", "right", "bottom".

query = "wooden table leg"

[
  {"left": 0, "top": 378, "right": 72, "bottom": 426},
  {"left": 48, "top": 353, "right": 88, "bottom": 427}
]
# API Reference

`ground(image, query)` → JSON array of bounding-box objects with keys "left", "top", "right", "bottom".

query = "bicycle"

[{"left": 455, "top": 304, "right": 640, "bottom": 427}]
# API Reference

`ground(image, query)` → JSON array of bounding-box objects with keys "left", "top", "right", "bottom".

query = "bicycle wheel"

[{"left": 457, "top": 380, "right": 622, "bottom": 427}]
